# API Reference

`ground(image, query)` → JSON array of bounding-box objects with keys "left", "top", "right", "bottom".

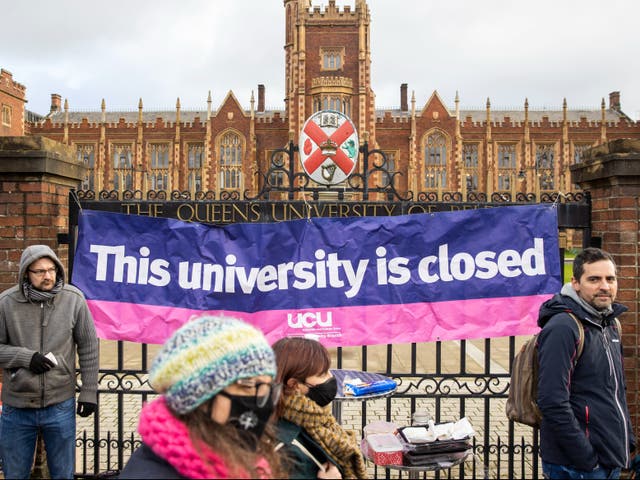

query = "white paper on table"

[
  {"left": 452, "top": 417, "right": 475, "bottom": 440},
  {"left": 404, "top": 418, "right": 475, "bottom": 443},
  {"left": 401, "top": 426, "right": 434, "bottom": 443},
  {"left": 432, "top": 422, "right": 455, "bottom": 441}
]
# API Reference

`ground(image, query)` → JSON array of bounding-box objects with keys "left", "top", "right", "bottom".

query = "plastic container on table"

[{"left": 361, "top": 433, "right": 404, "bottom": 466}]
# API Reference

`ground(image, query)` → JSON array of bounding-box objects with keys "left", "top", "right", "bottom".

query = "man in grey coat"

[{"left": 0, "top": 244, "right": 99, "bottom": 479}]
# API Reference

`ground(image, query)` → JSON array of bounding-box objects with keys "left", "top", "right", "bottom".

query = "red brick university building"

[{"left": 1, "top": 0, "right": 637, "bottom": 203}]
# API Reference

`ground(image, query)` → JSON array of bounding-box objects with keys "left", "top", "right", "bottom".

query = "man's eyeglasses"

[
  {"left": 234, "top": 379, "right": 282, "bottom": 407},
  {"left": 28, "top": 268, "right": 57, "bottom": 277}
]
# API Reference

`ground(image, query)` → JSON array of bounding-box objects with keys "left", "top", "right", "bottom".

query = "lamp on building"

[
  {"left": 518, "top": 165, "right": 541, "bottom": 199},
  {"left": 426, "top": 172, "right": 433, "bottom": 196},
  {"left": 509, "top": 172, "right": 517, "bottom": 200},
  {"left": 465, "top": 173, "right": 475, "bottom": 198},
  {"left": 427, "top": 171, "right": 442, "bottom": 200}
]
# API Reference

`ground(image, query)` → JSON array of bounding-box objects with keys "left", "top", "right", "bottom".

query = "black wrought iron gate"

[{"left": 65, "top": 142, "right": 592, "bottom": 479}]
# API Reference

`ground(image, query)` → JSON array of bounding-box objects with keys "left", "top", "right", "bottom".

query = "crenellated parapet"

[
  {"left": 375, "top": 110, "right": 411, "bottom": 125},
  {"left": 0, "top": 69, "right": 26, "bottom": 98},
  {"left": 32, "top": 110, "right": 214, "bottom": 131},
  {"left": 457, "top": 109, "right": 636, "bottom": 129},
  {"left": 307, "top": 0, "right": 367, "bottom": 20},
  {"left": 255, "top": 111, "right": 287, "bottom": 124}
]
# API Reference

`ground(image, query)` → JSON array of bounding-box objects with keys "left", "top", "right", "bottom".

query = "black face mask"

[
  {"left": 306, "top": 376, "right": 338, "bottom": 407},
  {"left": 218, "top": 392, "right": 274, "bottom": 450}
]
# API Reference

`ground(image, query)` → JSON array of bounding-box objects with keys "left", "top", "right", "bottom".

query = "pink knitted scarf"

[{"left": 139, "top": 397, "right": 270, "bottom": 479}]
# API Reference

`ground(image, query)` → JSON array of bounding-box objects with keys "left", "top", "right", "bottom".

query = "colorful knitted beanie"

[{"left": 149, "top": 315, "right": 276, "bottom": 415}]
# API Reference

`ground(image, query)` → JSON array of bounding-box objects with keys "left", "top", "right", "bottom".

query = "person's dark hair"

[
  {"left": 178, "top": 401, "right": 285, "bottom": 478},
  {"left": 271, "top": 337, "right": 331, "bottom": 416},
  {"left": 573, "top": 247, "right": 616, "bottom": 281}
]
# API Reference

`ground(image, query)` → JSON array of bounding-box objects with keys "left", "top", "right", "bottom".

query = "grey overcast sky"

[{"left": 3, "top": 0, "right": 639, "bottom": 120}]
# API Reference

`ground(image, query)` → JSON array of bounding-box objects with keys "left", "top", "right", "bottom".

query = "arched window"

[
  {"left": 424, "top": 131, "right": 447, "bottom": 189},
  {"left": 313, "top": 95, "right": 351, "bottom": 115},
  {"left": 497, "top": 144, "right": 517, "bottom": 191},
  {"left": 188, "top": 143, "right": 204, "bottom": 193},
  {"left": 112, "top": 144, "right": 133, "bottom": 191},
  {"left": 535, "top": 144, "right": 555, "bottom": 191},
  {"left": 150, "top": 143, "right": 169, "bottom": 190},
  {"left": 381, "top": 151, "right": 396, "bottom": 187},
  {"left": 2, "top": 105, "right": 11, "bottom": 127},
  {"left": 321, "top": 48, "right": 343, "bottom": 71},
  {"left": 462, "top": 143, "right": 479, "bottom": 191},
  {"left": 219, "top": 132, "right": 243, "bottom": 190},
  {"left": 573, "top": 143, "right": 592, "bottom": 164},
  {"left": 268, "top": 150, "right": 286, "bottom": 187},
  {"left": 76, "top": 144, "right": 95, "bottom": 190}
]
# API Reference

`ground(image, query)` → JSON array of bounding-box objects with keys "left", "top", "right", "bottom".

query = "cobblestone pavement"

[{"left": 75, "top": 337, "right": 540, "bottom": 479}]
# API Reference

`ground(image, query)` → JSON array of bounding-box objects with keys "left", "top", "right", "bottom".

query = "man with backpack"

[{"left": 537, "top": 247, "right": 635, "bottom": 479}]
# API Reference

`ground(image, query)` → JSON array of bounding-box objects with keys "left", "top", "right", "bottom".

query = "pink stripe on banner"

[{"left": 88, "top": 295, "right": 549, "bottom": 346}]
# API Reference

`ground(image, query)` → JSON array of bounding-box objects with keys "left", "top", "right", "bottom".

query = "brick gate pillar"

[
  {"left": 0, "top": 136, "right": 84, "bottom": 292},
  {"left": 0, "top": 136, "right": 84, "bottom": 478},
  {"left": 571, "top": 138, "right": 640, "bottom": 438}
]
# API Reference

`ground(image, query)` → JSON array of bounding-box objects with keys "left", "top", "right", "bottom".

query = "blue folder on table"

[{"left": 344, "top": 378, "right": 397, "bottom": 396}]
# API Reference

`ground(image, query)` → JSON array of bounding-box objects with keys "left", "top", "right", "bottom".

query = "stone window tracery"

[
  {"left": 268, "top": 150, "right": 286, "bottom": 188},
  {"left": 462, "top": 143, "right": 479, "bottom": 191},
  {"left": 321, "top": 47, "right": 344, "bottom": 71},
  {"left": 313, "top": 95, "right": 351, "bottom": 115},
  {"left": 573, "top": 143, "right": 592, "bottom": 164},
  {"left": 219, "top": 131, "right": 243, "bottom": 190},
  {"left": 497, "top": 144, "right": 517, "bottom": 191},
  {"left": 111, "top": 143, "right": 133, "bottom": 191},
  {"left": 1, "top": 105, "right": 10, "bottom": 127},
  {"left": 187, "top": 143, "right": 204, "bottom": 193},
  {"left": 381, "top": 151, "right": 397, "bottom": 187},
  {"left": 75, "top": 144, "right": 95, "bottom": 191},
  {"left": 535, "top": 144, "right": 555, "bottom": 191},
  {"left": 424, "top": 131, "right": 447, "bottom": 189},
  {"left": 150, "top": 143, "right": 170, "bottom": 191}
]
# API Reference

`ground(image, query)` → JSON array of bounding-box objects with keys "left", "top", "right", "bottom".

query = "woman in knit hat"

[
  {"left": 119, "top": 315, "right": 285, "bottom": 479},
  {"left": 272, "top": 337, "right": 367, "bottom": 479}
]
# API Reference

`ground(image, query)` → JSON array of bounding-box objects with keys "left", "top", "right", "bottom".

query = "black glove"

[
  {"left": 77, "top": 402, "right": 97, "bottom": 417},
  {"left": 29, "top": 352, "right": 55, "bottom": 374},
  {"left": 628, "top": 454, "right": 640, "bottom": 479}
]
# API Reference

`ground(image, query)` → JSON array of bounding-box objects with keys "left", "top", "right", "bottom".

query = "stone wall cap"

[
  {"left": 571, "top": 139, "right": 640, "bottom": 184},
  {"left": 0, "top": 136, "right": 84, "bottom": 181},
  {"left": 0, "top": 136, "right": 75, "bottom": 159},
  {"left": 582, "top": 138, "right": 640, "bottom": 161}
]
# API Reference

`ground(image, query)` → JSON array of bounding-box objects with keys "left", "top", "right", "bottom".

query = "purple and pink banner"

[{"left": 72, "top": 205, "right": 561, "bottom": 346}]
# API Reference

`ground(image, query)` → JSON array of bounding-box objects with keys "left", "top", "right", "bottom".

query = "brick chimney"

[
  {"left": 400, "top": 83, "right": 408, "bottom": 111},
  {"left": 258, "top": 84, "right": 265, "bottom": 112},
  {"left": 609, "top": 91, "right": 621, "bottom": 111},
  {"left": 50, "top": 94, "right": 62, "bottom": 113}
]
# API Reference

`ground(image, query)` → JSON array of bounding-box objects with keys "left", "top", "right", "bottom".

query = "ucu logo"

[{"left": 287, "top": 312, "right": 333, "bottom": 328}]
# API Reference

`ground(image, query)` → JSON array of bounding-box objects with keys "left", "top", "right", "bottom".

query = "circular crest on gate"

[{"left": 299, "top": 110, "right": 359, "bottom": 186}]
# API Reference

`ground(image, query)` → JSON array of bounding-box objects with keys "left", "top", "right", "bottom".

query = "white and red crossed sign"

[{"left": 299, "top": 111, "right": 358, "bottom": 185}]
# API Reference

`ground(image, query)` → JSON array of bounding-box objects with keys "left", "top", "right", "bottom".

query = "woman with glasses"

[
  {"left": 120, "top": 315, "right": 285, "bottom": 479},
  {"left": 272, "top": 337, "right": 367, "bottom": 479}
]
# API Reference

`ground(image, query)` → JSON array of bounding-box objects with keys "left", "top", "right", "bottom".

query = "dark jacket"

[
  {"left": 118, "top": 444, "right": 185, "bottom": 479},
  {"left": 537, "top": 289, "right": 635, "bottom": 471},
  {"left": 276, "top": 419, "right": 342, "bottom": 479}
]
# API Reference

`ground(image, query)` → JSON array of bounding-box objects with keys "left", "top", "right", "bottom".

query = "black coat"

[
  {"left": 118, "top": 444, "right": 185, "bottom": 479},
  {"left": 537, "top": 293, "right": 635, "bottom": 470},
  {"left": 276, "top": 419, "right": 342, "bottom": 479}
]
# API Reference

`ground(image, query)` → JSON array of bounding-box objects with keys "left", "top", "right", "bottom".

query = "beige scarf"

[{"left": 281, "top": 392, "right": 368, "bottom": 479}]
